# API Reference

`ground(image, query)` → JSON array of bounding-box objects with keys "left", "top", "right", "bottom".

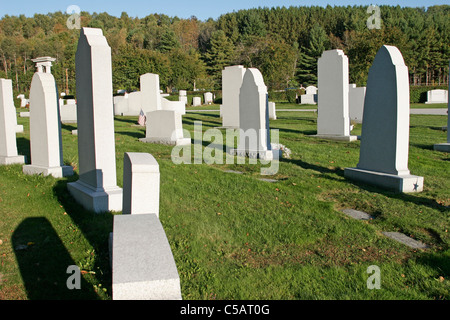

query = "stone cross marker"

[
  {"left": 67, "top": 28, "right": 122, "bottom": 213},
  {"left": 316, "top": 49, "right": 356, "bottom": 141},
  {"left": 23, "top": 57, "right": 73, "bottom": 178},
  {"left": 0, "top": 79, "right": 25, "bottom": 165},
  {"left": 345, "top": 45, "right": 424, "bottom": 193}
]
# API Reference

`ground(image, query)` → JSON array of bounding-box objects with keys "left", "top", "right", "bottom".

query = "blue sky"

[{"left": 0, "top": 0, "right": 448, "bottom": 21}]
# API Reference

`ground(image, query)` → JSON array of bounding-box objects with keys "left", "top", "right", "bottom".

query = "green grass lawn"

[{"left": 0, "top": 108, "right": 448, "bottom": 300}]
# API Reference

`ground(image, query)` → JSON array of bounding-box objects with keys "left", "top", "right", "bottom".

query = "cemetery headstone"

[
  {"left": 122, "top": 152, "right": 160, "bottom": 216},
  {"left": 425, "top": 89, "right": 448, "bottom": 104},
  {"left": 231, "top": 68, "right": 279, "bottom": 160},
  {"left": 192, "top": 96, "right": 202, "bottom": 106},
  {"left": 67, "top": 27, "right": 123, "bottom": 213},
  {"left": 221, "top": 65, "right": 246, "bottom": 128},
  {"left": 23, "top": 57, "right": 73, "bottom": 178},
  {"left": 344, "top": 45, "right": 424, "bottom": 193},
  {"left": 268, "top": 101, "right": 277, "bottom": 120},
  {"left": 204, "top": 92, "right": 213, "bottom": 104},
  {"left": 316, "top": 49, "right": 356, "bottom": 141},
  {"left": 433, "top": 62, "right": 450, "bottom": 152},
  {"left": 300, "top": 85, "right": 318, "bottom": 105},
  {"left": 0, "top": 79, "right": 25, "bottom": 165},
  {"left": 349, "top": 84, "right": 366, "bottom": 124},
  {"left": 140, "top": 110, "right": 190, "bottom": 146},
  {"left": 111, "top": 213, "right": 182, "bottom": 300}
]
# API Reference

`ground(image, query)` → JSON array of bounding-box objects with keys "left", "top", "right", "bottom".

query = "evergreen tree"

[
  {"left": 203, "top": 30, "right": 234, "bottom": 84},
  {"left": 296, "top": 23, "right": 330, "bottom": 86}
]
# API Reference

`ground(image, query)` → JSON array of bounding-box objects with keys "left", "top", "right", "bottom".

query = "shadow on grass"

[
  {"left": 117, "top": 130, "right": 145, "bottom": 140},
  {"left": 12, "top": 217, "right": 99, "bottom": 300},
  {"left": 114, "top": 117, "right": 138, "bottom": 124},
  {"left": 61, "top": 123, "right": 77, "bottom": 132},
  {"left": 281, "top": 157, "right": 345, "bottom": 179},
  {"left": 344, "top": 175, "right": 449, "bottom": 213},
  {"left": 52, "top": 177, "right": 115, "bottom": 299},
  {"left": 16, "top": 137, "right": 30, "bottom": 164}
]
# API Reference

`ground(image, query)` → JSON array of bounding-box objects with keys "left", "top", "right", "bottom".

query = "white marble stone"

[
  {"left": 425, "top": 89, "right": 448, "bottom": 104},
  {"left": 161, "top": 98, "right": 185, "bottom": 115},
  {"left": 204, "top": 92, "right": 213, "bottom": 104},
  {"left": 67, "top": 27, "right": 122, "bottom": 213},
  {"left": 114, "top": 94, "right": 129, "bottom": 116},
  {"left": 122, "top": 152, "right": 160, "bottom": 217},
  {"left": 268, "top": 101, "right": 276, "bottom": 120},
  {"left": 433, "top": 62, "right": 450, "bottom": 152},
  {"left": 349, "top": 84, "right": 366, "bottom": 124},
  {"left": 0, "top": 79, "right": 25, "bottom": 165},
  {"left": 345, "top": 45, "right": 424, "bottom": 193},
  {"left": 140, "top": 110, "right": 190, "bottom": 146},
  {"left": 316, "top": 49, "right": 356, "bottom": 141},
  {"left": 60, "top": 102, "right": 77, "bottom": 123},
  {"left": 231, "top": 68, "right": 279, "bottom": 160},
  {"left": 23, "top": 61, "right": 73, "bottom": 178},
  {"left": 140, "top": 73, "right": 162, "bottom": 113},
  {"left": 192, "top": 96, "right": 202, "bottom": 106},
  {"left": 221, "top": 65, "right": 246, "bottom": 128}
]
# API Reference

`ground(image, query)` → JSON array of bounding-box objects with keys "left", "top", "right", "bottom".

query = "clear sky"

[{"left": 0, "top": 0, "right": 448, "bottom": 21}]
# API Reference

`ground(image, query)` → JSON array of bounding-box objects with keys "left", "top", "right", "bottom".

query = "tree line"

[{"left": 0, "top": 5, "right": 448, "bottom": 97}]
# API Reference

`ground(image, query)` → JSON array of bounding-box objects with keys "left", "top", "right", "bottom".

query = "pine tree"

[{"left": 296, "top": 23, "right": 330, "bottom": 86}]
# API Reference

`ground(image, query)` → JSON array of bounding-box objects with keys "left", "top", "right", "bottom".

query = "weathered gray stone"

[
  {"left": 382, "top": 232, "right": 429, "bottom": 249},
  {"left": 341, "top": 208, "right": 373, "bottom": 220},
  {"left": 111, "top": 213, "right": 182, "bottom": 300}
]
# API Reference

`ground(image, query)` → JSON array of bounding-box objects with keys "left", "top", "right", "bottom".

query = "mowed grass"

[{"left": 0, "top": 107, "right": 448, "bottom": 300}]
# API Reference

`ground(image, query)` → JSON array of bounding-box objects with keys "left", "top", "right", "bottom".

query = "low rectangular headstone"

[
  {"left": 382, "top": 232, "right": 429, "bottom": 249},
  {"left": 341, "top": 208, "right": 373, "bottom": 220},
  {"left": 111, "top": 213, "right": 182, "bottom": 300}
]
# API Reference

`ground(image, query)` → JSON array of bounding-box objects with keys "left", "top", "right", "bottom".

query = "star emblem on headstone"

[{"left": 413, "top": 181, "right": 420, "bottom": 191}]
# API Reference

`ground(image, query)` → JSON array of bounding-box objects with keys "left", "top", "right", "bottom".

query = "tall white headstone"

[
  {"left": 140, "top": 73, "right": 162, "bottom": 113},
  {"left": 23, "top": 58, "right": 73, "bottom": 178},
  {"left": 433, "top": 61, "right": 450, "bottom": 152},
  {"left": 221, "top": 65, "right": 246, "bottom": 128},
  {"left": 316, "top": 49, "right": 356, "bottom": 141},
  {"left": 122, "top": 152, "right": 160, "bottom": 217},
  {"left": 345, "top": 45, "right": 424, "bottom": 193},
  {"left": 0, "top": 79, "right": 25, "bottom": 165},
  {"left": 67, "top": 28, "right": 123, "bottom": 213},
  {"left": 231, "top": 68, "right": 278, "bottom": 160}
]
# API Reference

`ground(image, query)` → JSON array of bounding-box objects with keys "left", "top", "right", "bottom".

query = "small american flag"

[{"left": 138, "top": 109, "right": 146, "bottom": 126}]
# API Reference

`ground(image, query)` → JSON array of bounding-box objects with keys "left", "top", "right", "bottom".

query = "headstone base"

[
  {"left": 344, "top": 167, "right": 424, "bottom": 193},
  {"left": 67, "top": 180, "right": 123, "bottom": 213},
  {"left": 312, "top": 134, "right": 358, "bottom": 142},
  {"left": 139, "top": 137, "right": 191, "bottom": 146},
  {"left": 23, "top": 164, "right": 73, "bottom": 178},
  {"left": 433, "top": 143, "right": 450, "bottom": 152},
  {"left": 0, "top": 155, "right": 25, "bottom": 165}
]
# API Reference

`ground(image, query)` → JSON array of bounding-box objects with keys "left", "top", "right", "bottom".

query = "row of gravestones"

[{"left": 1, "top": 27, "right": 448, "bottom": 298}]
